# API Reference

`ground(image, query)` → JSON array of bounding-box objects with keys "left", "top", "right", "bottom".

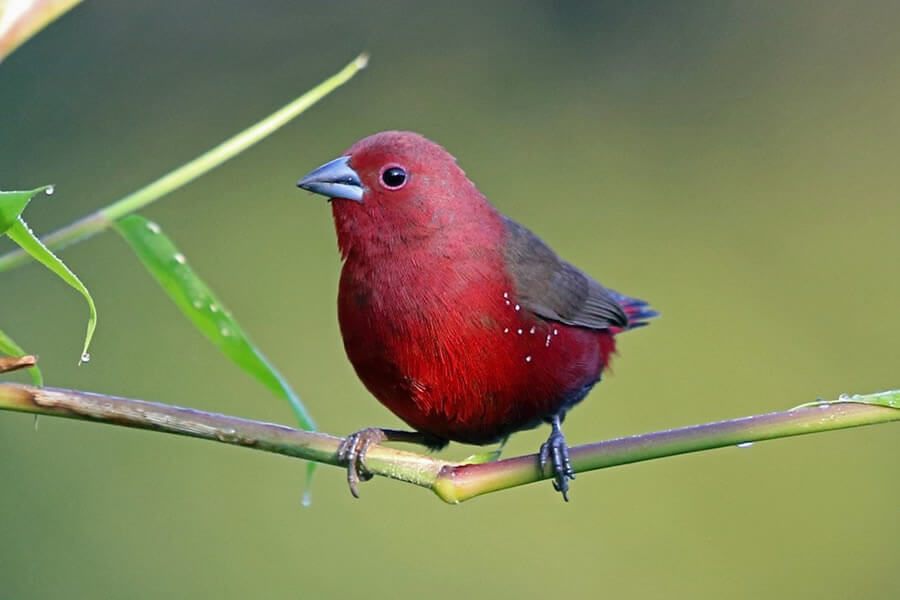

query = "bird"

[{"left": 297, "top": 131, "right": 656, "bottom": 500}]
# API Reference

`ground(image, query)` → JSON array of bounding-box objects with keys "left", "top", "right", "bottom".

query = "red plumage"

[{"left": 298, "top": 131, "right": 656, "bottom": 499}]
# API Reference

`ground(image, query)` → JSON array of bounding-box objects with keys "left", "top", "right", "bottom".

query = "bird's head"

[{"left": 298, "top": 131, "right": 492, "bottom": 258}]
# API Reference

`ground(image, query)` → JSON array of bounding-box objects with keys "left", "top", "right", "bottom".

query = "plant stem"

[
  {"left": 0, "top": 383, "right": 896, "bottom": 503},
  {"left": 0, "top": 53, "right": 369, "bottom": 272}
]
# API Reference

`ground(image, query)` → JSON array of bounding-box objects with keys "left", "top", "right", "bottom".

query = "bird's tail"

[{"left": 608, "top": 290, "right": 658, "bottom": 332}]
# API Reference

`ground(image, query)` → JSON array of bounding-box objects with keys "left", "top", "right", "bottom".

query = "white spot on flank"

[
  {"left": 545, "top": 335, "right": 551, "bottom": 347},
  {"left": 503, "top": 328, "right": 509, "bottom": 333},
  {"left": 514, "top": 304, "right": 520, "bottom": 311},
  {"left": 553, "top": 329, "right": 559, "bottom": 335},
  {"left": 517, "top": 329, "right": 523, "bottom": 335},
  {"left": 529, "top": 326, "right": 536, "bottom": 334},
  {"left": 525, "top": 355, "right": 532, "bottom": 362},
  {"left": 173, "top": 253, "right": 186, "bottom": 264},
  {"left": 505, "top": 300, "right": 511, "bottom": 306},
  {"left": 503, "top": 292, "right": 509, "bottom": 298}
]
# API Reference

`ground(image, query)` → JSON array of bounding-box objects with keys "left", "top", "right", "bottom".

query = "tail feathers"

[{"left": 607, "top": 289, "right": 658, "bottom": 332}]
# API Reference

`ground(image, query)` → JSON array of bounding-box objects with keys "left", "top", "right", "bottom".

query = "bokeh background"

[{"left": 2, "top": 2, "right": 899, "bottom": 598}]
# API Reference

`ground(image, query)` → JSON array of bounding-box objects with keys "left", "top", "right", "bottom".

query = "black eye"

[{"left": 381, "top": 167, "right": 407, "bottom": 189}]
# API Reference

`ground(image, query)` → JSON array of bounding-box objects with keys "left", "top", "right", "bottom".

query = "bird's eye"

[{"left": 381, "top": 166, "right": 407, "bottom": 189}]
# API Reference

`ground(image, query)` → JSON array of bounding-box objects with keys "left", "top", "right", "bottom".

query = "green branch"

[
  {"left": 0, "top": 382, "right": 896, "bottom": 503},
  {"left": 0, "top": 52, "right": 369, "bottom": 272}
]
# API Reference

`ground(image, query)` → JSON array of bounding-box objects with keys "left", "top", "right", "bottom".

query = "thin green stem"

[
  {"left": 0, "top": 383, "right": 896, "bottom": 503},
  {"left": 0, "top": 53, "right": 368, "bottom": 272}
]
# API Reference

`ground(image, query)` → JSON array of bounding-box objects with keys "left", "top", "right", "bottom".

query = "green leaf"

[
  {"left": 5, "top": 216, "right": 97, "bottom": 365},
  {"left": 0, "top": 327, "right": 43, "bottom": 386},
  {"left": 849, "top": 390, "right": 900, "bottom": 409},
  {"left": 0, "top": 186, "right": 51, "bottom": 234},
  {"left": 797, "top": 391, "right": 900, "bottom": 410},
  {"left": 114, "top": 214, "right": 315, "bottom": 431}
]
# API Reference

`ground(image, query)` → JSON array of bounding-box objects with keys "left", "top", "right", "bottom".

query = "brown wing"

[{"left": 502, "top": 217, "right": 628, "bottom": 330}]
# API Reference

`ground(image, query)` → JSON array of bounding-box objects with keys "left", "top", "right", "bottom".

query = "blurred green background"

[{"left": 2, "top": 1, "right": 899, "bottom": 598}]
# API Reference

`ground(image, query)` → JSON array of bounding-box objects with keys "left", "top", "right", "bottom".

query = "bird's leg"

[
  {"left": 337, "top": 428, "right": 447, "bottom": 498},
  {"left": 539, "top": 413, "right": 575, "bottom": 501},
  {"left": 494, "top": 435, "right": 509, "bottom": 459}
]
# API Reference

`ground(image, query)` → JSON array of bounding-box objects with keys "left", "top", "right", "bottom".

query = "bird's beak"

[{"left": 296, "top": 156, "right": 364, "bottom": 203}]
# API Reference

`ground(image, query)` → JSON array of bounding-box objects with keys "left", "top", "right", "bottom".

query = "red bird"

[{"left": 298, "top": 131, "right": 656, "bottom": 500}]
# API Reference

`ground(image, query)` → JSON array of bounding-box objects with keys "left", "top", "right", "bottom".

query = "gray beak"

[{"left": 296, "top": 156, "right": 364, "bottom": 203}]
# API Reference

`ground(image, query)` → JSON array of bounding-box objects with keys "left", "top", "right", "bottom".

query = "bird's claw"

[
  {"left": 337, "top": 427, "right": 388, "bottom": 498},
  {"left": 539, "top": 427, "right": 575, "bottom": 501}
]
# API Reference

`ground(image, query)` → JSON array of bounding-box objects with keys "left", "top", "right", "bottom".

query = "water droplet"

[
  {"left": 192, "top": 299, "right": 203, "bottom": 309},
  {"left": 838, "top": 393, "right": 851, "bottom": 401},
  {"left": 736, "top": 442, "right": 754, "bottom": 448},
  {"left": 79, "top": 352, "right": 91, "bottom": 364},
  {"left": 215, "top": 428, "right": 239, "bottom": 442},
  {"left": 301, "top": 490, "right": 312, "bottom": 507},
  {"left": 33, "top": 415, "right": 40, "bottom": 431},
  {"left": 146, "top": 221, "right": 161, "bottom": 234},
  {"left": 209, "top": 304, "right": 220, "bottom": 313},
  {"left": 173, "top": 253, "right": 186, "bottom": 264},
  {"left": 44, "top": 185, "right": 54, "bottom": 195},
  {"left": 525, "top": 355, "right": 532, "bottom": 362},
  {"left": 220, "top": 327, "right": 230, "bottom": 337}
]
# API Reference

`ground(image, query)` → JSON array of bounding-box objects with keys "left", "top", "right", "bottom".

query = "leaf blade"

[
  {"left": 0, "top": 186, "right": 51, "bottom": 234},
  {"left": 114, "top": 214, "right": 315, "bottom": 431},
  {"left": 0, "top": 0, "right": 83, "bottom": 64},
  {"left": 5, "top": 216, "right": 96, "bottom": 364}
]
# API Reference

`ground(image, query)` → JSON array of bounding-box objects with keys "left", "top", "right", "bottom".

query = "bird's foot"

[
  {"left": 337, "top": 428, "right": 447, "bottom": 498},
  {"left": 337, "top": 427, "right": 388, "bottom": 499},
  {"left": 539, "top": 417, "right": 575, "bottom": 501}
]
